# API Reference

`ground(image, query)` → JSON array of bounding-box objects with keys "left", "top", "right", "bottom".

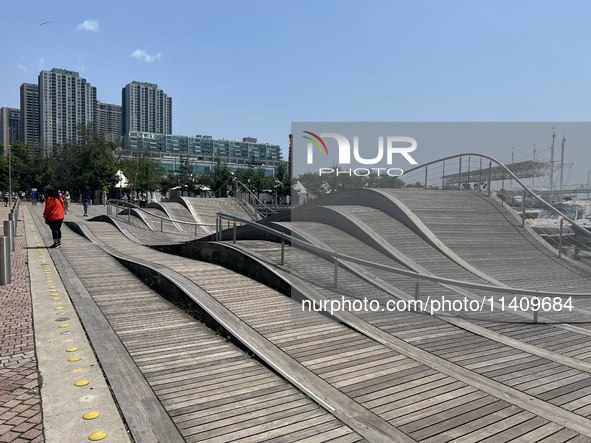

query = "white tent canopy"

[{"left": 115, "top": 170, "right": 128, "bottom": 188}]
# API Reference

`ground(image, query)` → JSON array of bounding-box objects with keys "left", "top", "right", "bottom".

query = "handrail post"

[
  {"left": 521, "top": 190, "right": 526, "bottom": 227},
  {"left": 0, "top": 236, "right": 10, "bottom": 285},
  {"left": 415, "top": 278, "right": 420, "bottom": 301},
  {"left": 128, "top": 203, "right": 131, "bottom": 223},
  {"left": 487, "top": 161, "right": 492, "bottom": 197},
  {"left": 334, "top": 257, "right": 338, "bottom": 288},
  {"left": 458, "top": 157, "right": 462, "bottom": 190},
  {"left": 558, "top": 217, "right": 564, "bottom": 258},
  {"left": 424, "top": 166, "right": 428, "bottom": 190},
  {"left": 233, "top": 222, "right": 236, "bottom": 244},
  {"left": 442, "top": 161, "right": 445, "bottom": 189},
  {"left": 478, "top": 157, "right": 483, "bottom": 192},
  {"left": 533, "top": 308, "right": 539, "bottom": 324},
  {"left": 161, "top": 219, "right": 163, "bottom": 232},
  {"left": 281, "top": 238, "right": 285, "bottom": 265}
]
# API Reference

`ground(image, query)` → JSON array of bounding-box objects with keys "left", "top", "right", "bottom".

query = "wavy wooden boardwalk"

[{"left": 29, "top": 190, "right": 591, "bottom": 442}]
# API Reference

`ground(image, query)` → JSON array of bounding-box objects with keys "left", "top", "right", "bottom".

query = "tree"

[
  {"left": 55, "top": 124, "right": 118, "bottom": 197},
  {"left": 121, "top": 156, "right": 166, "bottom": 195}
]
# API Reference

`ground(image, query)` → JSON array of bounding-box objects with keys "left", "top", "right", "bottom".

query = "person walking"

[
  {"left": 139, "top": 190, "right": 147, "bottom": 208},
  {"left": 64, "top": 191, "right": 71, "bottom": 215},
  {"left": 83, "top": 199, "right": 89, "bottom": 217},
  {"left": 43, "top": 188, "right": 65, "bottom": 248},
  {"left": 3, "top": 191, "right": 8, "bottom": 207},
  {"left": 226, "top": 173, "right": 235, "bottom": 197}
]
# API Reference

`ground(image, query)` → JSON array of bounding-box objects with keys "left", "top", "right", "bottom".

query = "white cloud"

[
  {"left": 17, "top": 64, "right": 27, "bottom": 72},
  {"left": 37, "top": 58, "right": 46, "bottom": 70},
  {"left": 76, "top": 19, "right": 99, "bottom": 32},
  {"left": 77, "top": 60, "right": 85, "bottom": 71},
  {"left": 130, "top": 49, "right": 161, "bottom": 63}
]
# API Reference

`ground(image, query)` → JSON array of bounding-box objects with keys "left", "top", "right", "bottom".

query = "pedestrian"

[
  {"left": 64, "top": 191, "right": 71, "bottom": 215},
  {"left": 83, "top": 199, "right": 89, "bottom": 217},
  {"left": 103, "top": 190, "right": 108, "bottom": 206},
  {"left": 122, "top": 192, "right": 128, "bottom": 202},
  {"left": 140, "top": 190, "right": 147, "bottom": 208},
  {"left": 262, "top": 196, "right": 266, "bottom": 205},
  {"left": 226, "top": 173, "right": 235, "bottom": 197},
  {"left": 3, "top": 191, "right": 8, "bottom": 207},
  {"left": 43, "top": 188, "right": 65, "bottom": 248}
]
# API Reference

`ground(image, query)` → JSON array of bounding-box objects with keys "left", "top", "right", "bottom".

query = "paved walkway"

[{"left": 0, "top": 202, "right": 43, "bottom": 443}]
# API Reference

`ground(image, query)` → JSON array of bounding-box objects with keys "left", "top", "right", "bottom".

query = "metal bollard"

[
  {"left": 8, "top": 214, "right": 15, "bottom": 252},
  {"left": 0, "top": 236, "right": 10, "bottom": 285},
  {"left": 4, "top": 220, "right": 12, "bottom": 254}
]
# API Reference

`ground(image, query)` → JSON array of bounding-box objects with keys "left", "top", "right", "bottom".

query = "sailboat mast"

[
  {"left": 560, "top": 135, "right": 566, "bottom": 191},
  {"left": 550, "top": 131, "right": 556, "bottom": 191}
]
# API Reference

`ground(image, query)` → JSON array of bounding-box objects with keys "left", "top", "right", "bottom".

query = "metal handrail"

[
  {"left": 381, "top": 152, "right": 591, "bottom": 237},
  {"left": 215, "top": 211, "right": 591, "bottom": 298},
  {"left": 234, "top": 179, "right": 277, "bottom": 216},
  {"left": 107, "top": 199, "right": 218, "bottom": 232}
]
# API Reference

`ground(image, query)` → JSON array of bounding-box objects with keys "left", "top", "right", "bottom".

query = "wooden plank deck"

[
  {"left": 31, "top": 209, "right": 360, "bottom": 443},
  {"left": 56, "top": 212, "right": 591, "bottom": 441}
]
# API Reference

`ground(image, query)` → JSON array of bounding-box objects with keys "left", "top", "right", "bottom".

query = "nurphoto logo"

[{"left": 303, "top": 131, "right": 418, "bottom": 177}]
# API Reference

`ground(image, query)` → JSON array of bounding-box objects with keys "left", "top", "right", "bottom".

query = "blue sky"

[{"left": 3, "top": 0, "right": 591, "bottom": 182}]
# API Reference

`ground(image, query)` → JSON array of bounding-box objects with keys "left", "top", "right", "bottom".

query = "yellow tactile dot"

[
  {"left": 48, "top": 286, "right": 55, "bottom": 288},
  {"left": 65, "top": 339, "right": 73, "bottom": 342},
  {"left": 49, "top": 289, "right": 57, "bottom": 292},
  {"left": 89, "top": 431, "right": 107, "bottom": 441},
  {"left": 54, "top": 307, "right": 64, "bottom": 310},
  {"left": 74, "top": 380, "right": 89, "bottom": 386},
  {"left": 73, "top": 368, "right": 83, "bottom": 373},
  {"left": 51, "top": 298, "right": 60, "bottom": 300},
  {"left": 83, "top": 411, "right": 100, "bottom": 420},
  {"left": 66, "top": 347, "right": 79, "bottom": 352},
  {"left": 58, "top": 324, "right": 69, "bottom": 328},
  {"left": 68, "top": 356, "right": 81, "bottom": 362}
]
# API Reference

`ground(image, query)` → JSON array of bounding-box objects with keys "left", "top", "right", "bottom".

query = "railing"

[
  {"left": 380, "top": 153, "right": 591, "bottom": 259},
  {"left": 209, "top": 179, "right": 277, "bottom": 218},
  {"left": 215, "top": 211, "right": 591, "bottom": 323},
  {"left": 106, "top": 199, "right": 218, "bottom": 235},
  {"left": 233, "top": 180, "right": 277, "bottom": 218},
  {"left": 1, "top": 197, "right": 20, "bottom": 285}
]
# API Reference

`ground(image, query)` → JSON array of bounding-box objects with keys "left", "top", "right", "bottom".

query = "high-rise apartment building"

[
  {"left": 96, "top": 101, "right": 122, "bottom": 143},
  {"left": 20, "top": 83, "right": 40, "bottom": 155},
  {"left": 0, "top": 108, "right": 20, "bottom": 149},
  {"left": 121, "top": 81, "right": 172, "bottom": 135},
  {"left": 39, "top": 68, "right": 97, "bottom": 152}
]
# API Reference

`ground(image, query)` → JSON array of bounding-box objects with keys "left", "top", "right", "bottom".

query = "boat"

[{"left": 529, "top": 201, "right": 591, "bottom": 238}]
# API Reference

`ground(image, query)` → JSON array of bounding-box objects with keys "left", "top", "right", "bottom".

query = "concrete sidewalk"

[{"left": 0, "top": 202, "right": 43, "bottom": 443}]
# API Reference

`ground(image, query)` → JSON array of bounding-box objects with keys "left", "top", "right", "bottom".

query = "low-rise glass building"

[{"left": 118, "top": 131, "right": 283, "bottom": 175}]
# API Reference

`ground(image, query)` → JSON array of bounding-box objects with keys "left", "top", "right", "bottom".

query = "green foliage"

[
  {"left": 296, "top": 166, "right": 405, "bottom": 195},
  {"left": 121, "top": 156, "right": 166, "bottom": 193}
]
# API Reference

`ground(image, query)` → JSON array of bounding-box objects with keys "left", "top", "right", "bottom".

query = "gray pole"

[
  {"left": 560, "top": 136, "right": 566, "bottom": 191},
  {"left": 550, "top": 131, "right": 556, "bottom": 191},
  {"left": 487, "top": 161, "right": 492, "bottom": 197},
  {"left": 8, "top": 145, "right": 11, "bottom": 208},
  {"left": 0, "top": 236, "right": 10, "bottom": 285},
  {"left": 4, "top": 221, "right": 12, "bottom": 254}
]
